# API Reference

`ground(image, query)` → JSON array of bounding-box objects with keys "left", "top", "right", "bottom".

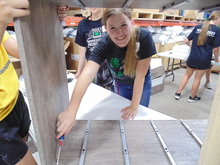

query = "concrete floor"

[{"left": 149, "top": 67, "right": 219, "bottom": 120}]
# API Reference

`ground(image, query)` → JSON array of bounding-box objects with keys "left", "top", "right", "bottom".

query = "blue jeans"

[{"left": 114, "top": 73, "right": 152, "bottom": 107}]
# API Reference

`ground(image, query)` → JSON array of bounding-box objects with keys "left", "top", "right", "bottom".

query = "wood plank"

[
  {"left": 181, "top": 119, "right": 207, "bottom": 143},
  {"left": 14, "top": 0, "right": 69, "bottom": 164},
  {"left": 123, "top": 120, "right": 169, "bottom": 165},
  {"left": 48, "top": 0, "right": 219, "bottom": 11},
  {"left": 153, "top": 120, "right": 207, "bottom": 165},
  {"left": 85, "top": 121, "right": 124, "bottom": 164},
  {"left": 59, "top": 120, "right": 124, "bottom": 164},
  {"left": 59, "top": 121, "right": 88, "bottom": 164},
  {"left": 59, "top": 120, "right": 207, "bottom": 164}
]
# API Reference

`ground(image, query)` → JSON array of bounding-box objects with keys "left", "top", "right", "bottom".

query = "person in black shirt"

[
  {"left": 56, "top": 8, "right": 156, "bottom": 139},
  {"left": 175, "top": 11, "right": 220, "bottom": 103},
  {"left": 75, "top": 8, "right": 113, "bottom": 90}
]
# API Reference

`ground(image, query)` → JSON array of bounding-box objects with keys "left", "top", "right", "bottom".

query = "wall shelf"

[
  {"left": 8, "top": 16, "right": 200, "bottom": 27},
  {"left": 133, "top": 20, "right": 200, "bottom": 26}
]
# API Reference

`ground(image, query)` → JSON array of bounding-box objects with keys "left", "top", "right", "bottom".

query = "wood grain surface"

[
  {"left": 14, "top": 0, "right": 69, "bottom": 164},
  {"left": 59, "top": 120, "right": 207, "bottom": 165},
  {"left": 49, "top": 0, "right": 218, "bottom": 11}
]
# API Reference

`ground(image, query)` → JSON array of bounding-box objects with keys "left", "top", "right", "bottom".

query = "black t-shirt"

[
  {"left": 187, "top": 24, "right": 220, "bottom": 69},
  {"left": 75, "top": 17, "right": 106, "bottom": 60},
  {"left": 89, "top": 28, "right": 156, "bottom": 85}
]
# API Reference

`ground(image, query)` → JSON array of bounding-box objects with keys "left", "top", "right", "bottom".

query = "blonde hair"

[
  {"left": 197, "top": 11, "right": 220, "bottom": 46},
  {"left": 102, "top": 8, "right": 139, "bottom": 77}
]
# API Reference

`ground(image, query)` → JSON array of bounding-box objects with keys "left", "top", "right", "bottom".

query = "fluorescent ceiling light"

[
  {"left": 160, "top": 0, "right": 193, "bottom": 12},
  {"left": 199, "top": 4, "right": 220, "bottom": 12}
]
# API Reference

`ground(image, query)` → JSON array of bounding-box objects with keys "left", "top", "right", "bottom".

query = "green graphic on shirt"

[
  {"left": 110, "top": 58, "right": 120, "bottom": 68},
  {"left": 110, "top": 58, "right": 124, "bottom": 77},
  {"left": 94, "top": 31, "right": 100, "bottom": 36},
  {"left": 118, "top": 71, "right": 123, "bottom": 77}
]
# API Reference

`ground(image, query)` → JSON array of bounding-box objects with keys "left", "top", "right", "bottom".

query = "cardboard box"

[
  {"left": 132, "top": 9, "right": 160, "bottom": 13},
  {"left": 64, "top": 37, "right": 79, "bottom": 54},
  {"left": 182, "top": 10, "right": 198, "bottom": 18},
  {"left": 196, "top": 12, "right": 204, "bottom": 19},
  {"left": 182, "top": 10, "right": 204, "bottom": 20},
  {"left": 67, "top": 9, "right": 90, "bottom": 17},
  {"left": 158, "top": 42, "right": 183, "bottom": 70},
  {"left": 211, "top": 65, "right": 220, "bottom": 73},
  {"left": 10, "top": 57, "right": 22, "bottom": 77},
  {"left": 64, "top": 37, "right": 79, "bottom": 71},
  {"left": 154, "top": 43, "right": 160, "bottom": 57},
  {"left": 162, "top": 10, "right": 180, "bottom": 16}
]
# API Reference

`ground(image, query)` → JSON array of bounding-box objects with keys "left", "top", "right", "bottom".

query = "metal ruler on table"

[
  {"left": 79, "top": 120, "right": 91, "bottom": 165},
  {"left": 119, "top": 120, "right": 130, "bottom": 165},
  {"left": 180, "top": 119, "right": 203, "bottom": 147},
  {"left": 150, "top": 120, "right": 176, "bottom": 165}
]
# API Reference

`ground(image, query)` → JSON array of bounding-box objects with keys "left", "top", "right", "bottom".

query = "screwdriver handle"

[{"left": 59, "top": 135, "right": 65, "bottom": 140}]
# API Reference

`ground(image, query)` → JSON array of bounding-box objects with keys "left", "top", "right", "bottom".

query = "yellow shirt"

[{"left": 0, "top": 31, "right": 19, "bottom": 121}]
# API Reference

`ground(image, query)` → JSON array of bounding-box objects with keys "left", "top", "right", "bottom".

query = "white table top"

[
  {"left": 158, "top": 51, "right": 188, "bottom": 60},
  {"left": 158, "top": 51, "right": 220, "bottom": 66},
  {"left": 20, "top": 72, "right": 174, "bottom": 144},
  {"left": 67, "top": 74, "right": 175, "bottom": 120}
]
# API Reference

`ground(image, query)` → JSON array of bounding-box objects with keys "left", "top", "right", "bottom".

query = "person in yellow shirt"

[
  {"left": 0, "top": 1, "right": 38, "bottom": 164},
  {"left": 0, "top": 1, "right": 68, "bottom": 164}
]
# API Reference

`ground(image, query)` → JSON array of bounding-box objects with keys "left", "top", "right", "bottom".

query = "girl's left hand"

[
  {"left": 121, "top": 105, "right": 138, "bottom": 120},
  {"left": 58, "top": 6, "right": 69, "bottom": 21}
]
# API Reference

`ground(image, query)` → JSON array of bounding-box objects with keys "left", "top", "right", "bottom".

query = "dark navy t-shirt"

[
  {"left": 75, "top": 17, "right": 106, "bottom": 60},
  {"left": 89, "top": 28, "right": 156, "bottom": 85},
  {"left": 186, "top": 24, "right": 220, "bottom": 69}
]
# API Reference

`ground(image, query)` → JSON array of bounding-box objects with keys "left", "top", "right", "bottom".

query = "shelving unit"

[
  {"left": 8, "top": 17, "right": 200, "bottom": 27},
  {"left": 133, "top": 19, "right": 199, "bottom": 26}
]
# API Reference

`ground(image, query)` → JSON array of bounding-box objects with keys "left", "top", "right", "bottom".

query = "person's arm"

[
  {"left": 56, "top": 60, "right": 100, "bottom": 139},
  {"left": 121, "top": 57, "right": 151, "bottom": 120},
  {"left": 184, "top": 38, "right": 191, "bottom": 48},
  {"left": 75, "top": 46, "right": 87, "bottom": 78},
  {"left": 3, "top": 37, "right": 20, "bottom": 58},
  {"left": 0, "top": 0, "right": 30, "bottom": 43},
  {"left": 2, "top": 5, "right": 67, "bottom": 59},
  {"left": 184, "top": 26, "right": 197, "bottom": 48},
  {"left": 213, "top": 47, "right": 220, "bottom": 62}
]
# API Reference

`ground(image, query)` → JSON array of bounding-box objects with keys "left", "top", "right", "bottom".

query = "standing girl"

[
  {"left": 175, "top": 11, "right": 220, "bottom": 102},
  {"left": 56, "top": 8, "right": 156, "bottom": 139},
  {"left": 75, "top": 8, "right": 113, "bottom": 89}
]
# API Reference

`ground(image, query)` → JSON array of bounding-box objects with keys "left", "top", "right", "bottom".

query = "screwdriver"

[{"left": 56, "top": 135, "right": 65, "bottom": 165}]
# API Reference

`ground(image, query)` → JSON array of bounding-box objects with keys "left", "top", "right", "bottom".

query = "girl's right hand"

[
  {"left": 0, "top": 0, "right": 30, "bottom": 25},
  {"left": 121, "top": 105, "right": 138, "bottom": 120},
  {"left": 56, "top": 108, "right": 76, "bottom": 139}
]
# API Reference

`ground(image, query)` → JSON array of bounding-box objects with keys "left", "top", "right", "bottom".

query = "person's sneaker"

[
  {"left": 188, "top": 96, "right": 201, "bottom": 103},
  {"left": 204, "top": 82, "right": 212, "bottom": 90},
  {"left": 174, "top": 92, "right": 181, "bottom": 100}
]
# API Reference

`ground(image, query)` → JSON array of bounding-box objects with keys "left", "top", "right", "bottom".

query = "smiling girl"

[{"left": 56, "top": 8, "right": 156, "bottom": 139}]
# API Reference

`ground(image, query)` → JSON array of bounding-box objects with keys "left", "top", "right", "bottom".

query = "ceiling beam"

[
  {"left": 160, "top": 0, "right": 193, "bottom": 12},
  {"left": 199, "top": 4, "right": 220, "bottom": 12},
  {"left": 73, "top": 0, "right": 86, "bottom": 10},
  {"left": 122, "top": 0, "right": 134, "bottom": 9}
]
